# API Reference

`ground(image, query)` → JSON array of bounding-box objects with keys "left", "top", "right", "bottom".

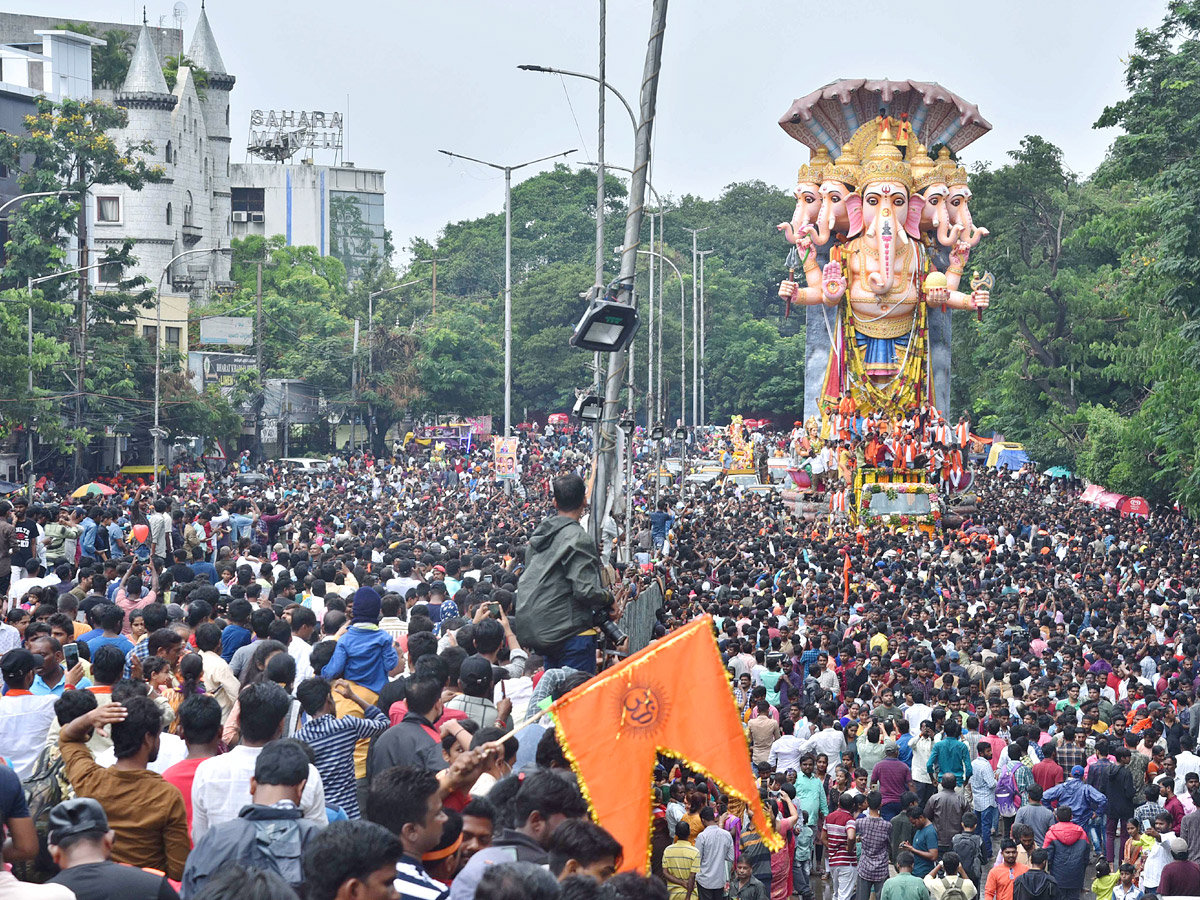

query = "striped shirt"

[
  {"left": 825, "top": 809, "right": 857, "bottom": 867},
  {"left": 295, "top": 705, "right": 389, "bottom": 818},
  {"left": 395, "top": 854, "right": 447, "bottom": 900}
]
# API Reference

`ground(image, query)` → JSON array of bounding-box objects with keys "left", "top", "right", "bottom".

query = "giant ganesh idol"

[{"left": 775, "top": 79, "right": 993, "bottom": 422}]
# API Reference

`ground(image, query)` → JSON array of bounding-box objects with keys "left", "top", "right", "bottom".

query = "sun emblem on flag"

[{"left": 614, "top": 678, "right": 669, "bottom": 741}]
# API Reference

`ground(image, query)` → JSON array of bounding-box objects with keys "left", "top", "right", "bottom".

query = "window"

[
  {"left": 166, "top": 202, "right": 172, "bottom": 225},
  {"left": 165, "top": 327, "right": 181, "bottom": 351},
  {"left": 96, "top": 196, "right": 120, "bottom": 223},
  {"left": 184, "top": 191, "right": 193, "bottom": 227},
  {"left": 142, "top": 325, "right": 157, "bottom": 342},
  {"left": 165, "top": 140, "right": 173, "bottom": 163},
  {"left": 231, "top": 187, "right": 265, "bottom": 214}
]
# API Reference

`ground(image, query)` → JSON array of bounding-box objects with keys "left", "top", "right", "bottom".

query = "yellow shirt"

[
  {"left": 1090, "top": 873, "right": 1119, "bottom": 900},
  {"left": 662, "top": 838, "right": 700, "bottom": 900},
  {"left": 869, "top": 633, "right": 889, "bottom": 654}
]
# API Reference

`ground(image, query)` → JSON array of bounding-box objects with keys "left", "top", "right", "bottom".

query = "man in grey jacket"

[{"left": 514, "top": 474, "right": 614, "bottom": 674}]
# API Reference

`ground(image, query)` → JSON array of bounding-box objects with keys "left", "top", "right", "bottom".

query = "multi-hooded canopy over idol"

[{"left": 775, "top": 79, "right": 993, "bottom": 422}]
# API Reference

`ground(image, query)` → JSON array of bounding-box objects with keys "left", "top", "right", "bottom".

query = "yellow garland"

[{"left": 844, "top": 301, "right": 928, "bottom": 417}]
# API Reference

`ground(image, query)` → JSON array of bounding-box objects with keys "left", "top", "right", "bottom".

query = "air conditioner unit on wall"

[
  {"left": 231, "top": 211, "right": 248, "bottom": 222},
  {"left": 250, "top": 212, "right": 265, "bottom": 223}
]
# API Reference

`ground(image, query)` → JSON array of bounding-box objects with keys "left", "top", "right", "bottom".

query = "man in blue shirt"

[
  {"left": 77, "top": 507, "right": 100, "bottom": 564},
  {"left": 191, "top": 546, "right": 218, "bottom": 585},
  {"left": 81, "top": 605, "right": 134, "bottom": 658},
  {"left": 220, "top": 598, "right": 254, "bottom": 662},
  {"left": 648, "top": 500, "right": 674, "bottom": 551},
  {"left": 27, "top": 634, "right": 90, "bottom": 696},
  {"left": 900, "top": 808, "right": 939, "bottom": 877}
]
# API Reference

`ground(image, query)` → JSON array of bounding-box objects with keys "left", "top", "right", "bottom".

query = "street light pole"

[
  {"left": 155, "top": 246, "right": 230, "bottom": 490},
  {"left": 588, "top": 0, "right": 669, "bottom": 550},
  {"left": 697, "top": 248, "right": 715, "bottom": 427},
  {"left": 683, "top": 226, "right": 710, "bottom": 427},
  {"left": 437, "top": 148, "right": 576, "bottom": 438},
  {"left": 416, "top": 258, "right": 449, "bottom": 315}
]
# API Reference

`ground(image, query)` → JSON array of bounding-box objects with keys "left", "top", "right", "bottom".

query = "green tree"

[
  {"left": 162, "top": 55, "right": 208, "bottom": 97},
  {"left": 61, "top": 24, "right": 134, "bottom": 90}
]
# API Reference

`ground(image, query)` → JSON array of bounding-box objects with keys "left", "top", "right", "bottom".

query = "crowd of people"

[{"left": 0, "top": 421, "right": 1198, "bottom": 900}]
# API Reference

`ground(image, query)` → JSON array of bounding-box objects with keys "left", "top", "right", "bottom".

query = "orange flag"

[{"left": 550, "top": 616, "right": 781, "bottom": 872}]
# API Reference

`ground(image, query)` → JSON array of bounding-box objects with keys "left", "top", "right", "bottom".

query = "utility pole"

[
  {"left": 683, "top": 226, "right": 709, "bottom": 427},
  {"left": 589, "top": 0, "right": 669, "bottom": 548},
  {"left": 256, "top": 261, "right": 263, "bottom": 460},
  {"left": 26, "top": 278, "right": 33, "bottom": 500},
  {"left": 74, "top": 167, "right": 88, "bottom": 482},
  {"left": 418, "top": 257, "right": 449, "bottom": 315},
  {"left": 646, "top": 211, "right": 654, "bottom": 428},
  {"left": 596, "top": 0, "right": 606, "bottom": 291},
  {"left": 351, "top": 319, "right": 359, "bottom": 452},
  {"left": 437, "top": 149, "right": 576, "bottom": 439},
  {"left": 698, "top": 248, "right": 715, "bottom": 427}
]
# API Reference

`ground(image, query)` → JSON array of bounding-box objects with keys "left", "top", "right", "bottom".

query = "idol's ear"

[
  {"left": 845, "top": 194, "right": 864, "bottom": 238},
  {"left": 904, "top": 194, "right": 925, "bottom": 240}
]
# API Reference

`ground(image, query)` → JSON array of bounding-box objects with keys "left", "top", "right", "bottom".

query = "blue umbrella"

[{"left": 1044, "top": 466, "right": 1072, "bottom": 478}]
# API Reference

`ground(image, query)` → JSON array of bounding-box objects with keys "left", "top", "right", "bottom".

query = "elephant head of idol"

[
  {"left": 811, "top": 144, "right": 863, "bottom": 247},
  {"left": 909, "top": 142, "right": 953, "bottom": 247},
  {"left": 858, "top": 128, "right": 924, "bottom": 296},
  {"left": 778, "top": 146, "right": 833, "bottom": 247},
  {"left": 946, "top": 164, "right": 988, "bottom": 248}
]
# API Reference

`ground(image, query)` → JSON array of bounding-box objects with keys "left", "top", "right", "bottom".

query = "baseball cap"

[
  {"left": 459, "top": 656, "right": 493, "bottom": 690},
  {"left": 0, "top": 648, "right": 42, "bottom": 679},
  {"left": 1071, "top": 765, "right": 1084, "bottom": 777},
  {"left": 1170, "top": 836, "right": 1188, "bottom": 855},
  {"left": 884, "top": 739, "right": 900, "bottom": 753},
  {"left": 48, "top": 798, "right": 109, "bottom": 845}
]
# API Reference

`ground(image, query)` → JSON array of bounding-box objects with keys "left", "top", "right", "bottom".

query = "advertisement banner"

[
  {"left": 188, "top": 352, "right": 256, "bottom": 396},
  {"left": 199, "top": 316, "right": 254, "bottom": 345},
  {"left": 494, "top": 436, "right": 518, "bottom": 479},
  {"left": 466, "top": 416, "right": 493, "bottom": 436}
]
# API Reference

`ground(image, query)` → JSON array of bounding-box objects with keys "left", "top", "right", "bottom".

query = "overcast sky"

[{"left": 72, "top": 1, "right": 1161, "bottom": 265}]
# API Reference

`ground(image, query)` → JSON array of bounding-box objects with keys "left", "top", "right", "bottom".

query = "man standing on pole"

[{"left": 515, "top": 474, "right": 620, "bottom": 674}]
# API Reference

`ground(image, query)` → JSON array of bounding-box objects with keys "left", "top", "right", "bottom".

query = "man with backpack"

[
  {"left": 922, "top": 851, "right": 977, "bottom": 900},
  {"left": 995, "top": 749, "right": 1026, "bottom": 839},
  {"left": 181, "top": 740, "right": 322, "bottom": 898}
]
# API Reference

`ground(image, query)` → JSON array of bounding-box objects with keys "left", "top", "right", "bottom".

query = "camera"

[{"left": 593, "top": 604, "right": 627, "bottom": 646}]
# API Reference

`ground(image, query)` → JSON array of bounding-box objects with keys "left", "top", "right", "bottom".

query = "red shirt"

[
  {"left": 162, "top": 756, "right": 208, "bottom": 837},
  {"left": 1031, "top": 758, "right": 1064, "bottom": 792}
]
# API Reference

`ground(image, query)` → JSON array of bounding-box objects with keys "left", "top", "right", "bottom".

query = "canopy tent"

[
  {"left": 985, "top": 441, "right": 1026, "bottom": 468},
  {"left": 1095, "top": 491, "right": 1126, "bottom": 510},
  {"left": 994, "top": 449, "right": 1030, "bottom": 470},
  {"left": 1118, "top": 496, "right": 1150, "bottom": 518},
  {"left": 1079, "top": 484, "right": 1104, "bottom": 504},
  {"left": 1044, "top": 466, "right": 1072, "bottom": 478}
]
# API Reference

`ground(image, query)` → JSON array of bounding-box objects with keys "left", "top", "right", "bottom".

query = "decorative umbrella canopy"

[
  {"left": 70, "top": 482, "right": 116, "bottom": 498},
  {"left": 779, "top": 79, "right": 991, "bottom": 156}
]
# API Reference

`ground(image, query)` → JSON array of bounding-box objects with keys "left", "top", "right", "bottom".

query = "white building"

[
  {"left": 87, "top": 10, "right": 236, "bottom": 354},
  {"left": 231, "top": 160, "right": 386, "bottom": 281}
]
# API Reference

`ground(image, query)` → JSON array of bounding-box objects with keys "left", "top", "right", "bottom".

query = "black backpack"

[{"left": 11, "top": 745, "right": 68, "bottom": 883}]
